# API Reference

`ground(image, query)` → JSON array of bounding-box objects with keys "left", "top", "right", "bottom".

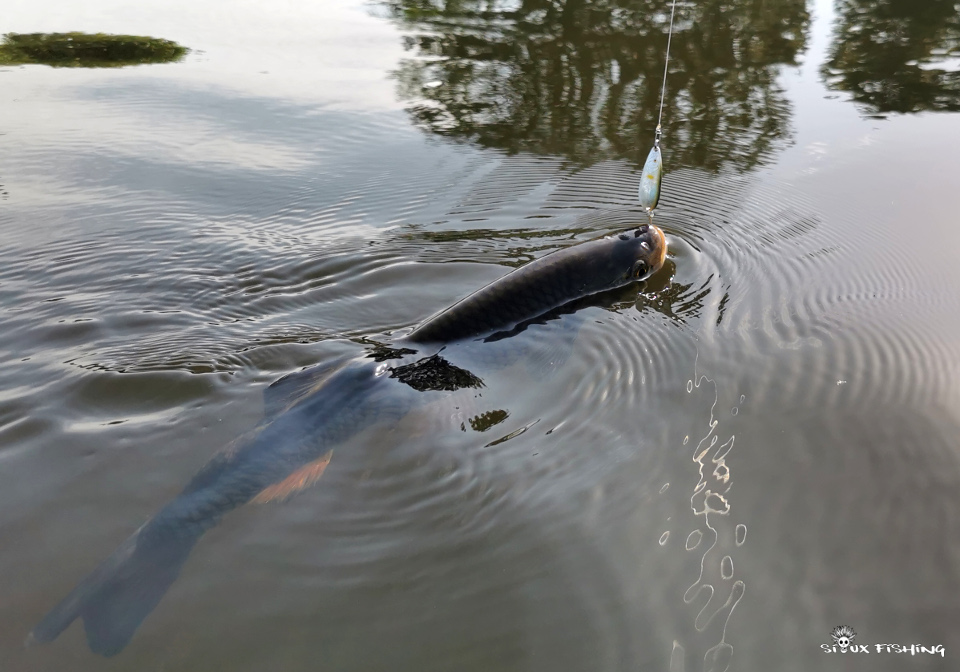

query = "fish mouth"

[
  {"left": 635, "top": 223, "right": 667, "bottom": 277},
  {"left": 649, "top": 224, "right": 667, "bottom": 272}
]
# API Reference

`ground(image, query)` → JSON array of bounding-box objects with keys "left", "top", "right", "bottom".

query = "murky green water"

[{"left": 2, "top": 1, "right": 959, "bottom": 670}]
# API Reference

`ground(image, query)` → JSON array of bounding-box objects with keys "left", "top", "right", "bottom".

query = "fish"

[
  {"left": 638, "top": 145, "right": 663, "bottom": 213},
  {"left": 28, "top": 223, "right": 668, "bottom": 656}
]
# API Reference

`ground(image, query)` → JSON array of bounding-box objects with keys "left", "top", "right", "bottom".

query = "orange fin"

[{"left": 252, "top": 450, "right": 333, "bottom": 504}]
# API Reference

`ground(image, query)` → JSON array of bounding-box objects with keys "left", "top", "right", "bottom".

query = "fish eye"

[{"left": 634, "top": 260, "right": 648, "bottom": 278}]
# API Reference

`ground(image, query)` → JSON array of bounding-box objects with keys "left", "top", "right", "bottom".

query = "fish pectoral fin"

[{"left": 252, "top": 450, "right": 334, "bottom": 504}]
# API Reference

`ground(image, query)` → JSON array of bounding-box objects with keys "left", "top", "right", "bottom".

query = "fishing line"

[
  {"left": 656, "top": 0, "right": 678, "bottom": 148},
  {"left": 639, "top": 0, "right": 678, "bottom": 220}
]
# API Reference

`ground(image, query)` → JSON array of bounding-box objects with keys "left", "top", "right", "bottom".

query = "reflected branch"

[{"left": 384, "top": 0, "right": 809, "bottom": 170}]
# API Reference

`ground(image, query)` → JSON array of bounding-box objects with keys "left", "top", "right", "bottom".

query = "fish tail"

[
  {"left": 28, "top": 522, "right": 202, "bottom": 657},
  {"left": 28, "top": 362, "right": 385, "bottom": 656}
]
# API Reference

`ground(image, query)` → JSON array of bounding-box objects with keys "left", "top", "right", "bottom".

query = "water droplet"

[
  {"left": 670, "top": 641, "right": 686, "bottom": 672},
  {"left": 740, "top": 394, "right": 745, "bottom": 403},
  {"left": 704, "top": 492, "right": 730, "bottom": 515},
  {"left": 660, "top": 482, "right": 670, "bottom": 493},
  {"left": 683, "top": 435, "right": 689, "bottom": 445},
  {"left": 713, "top": 463, "right": 729, "bottom": 483},
  {"left": 685, "top": 529, "right": 702, "bottom": 550},
  {"left": 721, "top": 555, "right": 734, "bottom": 579},
  {"left": 731, "top": 407, "right": 738, "bottom": 416},
  {"left": 686, "top": 380, "right": 693, "bottom": 393},
  {"left": 703, "top": 642, "right": 733, "bottom": 672},
  {"left": 735, "top": 524, "right": 747, "bottom": 546},
  {"left": 659, "top": 531, "right": 670, "bottom": 546}
]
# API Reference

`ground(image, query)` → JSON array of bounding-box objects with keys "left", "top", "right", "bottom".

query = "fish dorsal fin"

[
  {"left": 252, "top": 450, "right": 333, "bottom": 504},
  {"left": 263, "top": 358, "right": 349, "bottom": 419}
]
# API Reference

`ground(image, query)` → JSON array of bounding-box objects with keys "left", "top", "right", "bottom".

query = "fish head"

[{"left": 625, "top": 223, "right": 667, "bottom": 281}]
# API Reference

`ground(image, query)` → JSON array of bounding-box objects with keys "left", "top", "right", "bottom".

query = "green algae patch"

[{"left": 0, "top": 32, "right": 188, "bottom": 68}]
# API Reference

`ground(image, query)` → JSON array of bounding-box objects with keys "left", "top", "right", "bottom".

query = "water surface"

[{"left": 2, "top": 0, "right": 959, "bottom": 670}]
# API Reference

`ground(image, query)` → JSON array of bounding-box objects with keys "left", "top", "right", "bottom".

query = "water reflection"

[
  {"left": 823, "top": 0, "right": 960, "bottom": 114},
  {"left": 635, "top": 268, "right": 715, "bottom": 325},
  {"left": 389, "top": 353, "right": 486, "bottom": 391},
  {"left": 385, "top": 0, "right": 810, "bottom": 170},
  {"left": 468, "top": 409, "right": 509, "bottom": 432},
  {"left": 0, "top": 32, "right": 188, "bottom": 68}
]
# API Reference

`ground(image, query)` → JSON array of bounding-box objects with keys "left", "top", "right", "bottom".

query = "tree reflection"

[
  {"left": 385, "top": 0, "right": 809, "bottom": 170},
  {"left": 823, "top": 0, "right": 960, "bottom": 114},
  {"left": 0, "top": 32, "right": 188, "bottom": 68}
]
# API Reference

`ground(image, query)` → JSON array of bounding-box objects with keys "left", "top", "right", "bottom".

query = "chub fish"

[{"left": 29, "top": 224, "right": 667, "bottom": 656}]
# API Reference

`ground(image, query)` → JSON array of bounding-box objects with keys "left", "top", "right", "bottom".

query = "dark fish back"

[{"left": 408, "top": 237, "right": 629, "bottom": 344}]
